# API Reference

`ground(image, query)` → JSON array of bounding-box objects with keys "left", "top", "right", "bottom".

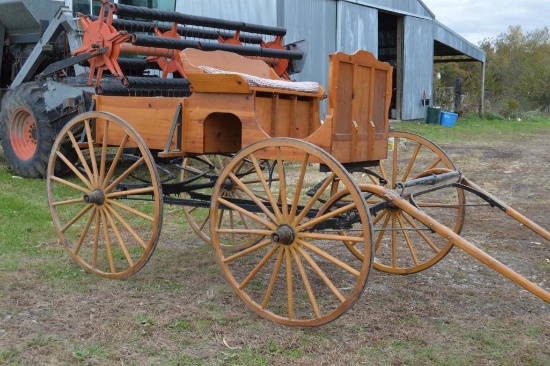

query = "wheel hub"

[
  {"left": 222, "top": 178, "right": 234, "bottom": 191},
  {"left": 84, "top": 189, "right": 105, "bottom": 205},
  {"left": 271, "top": 225, "right": 295, "bottom": 245},
  {"left": 10, "top": 108, "right": 38, "bottom": 160}
]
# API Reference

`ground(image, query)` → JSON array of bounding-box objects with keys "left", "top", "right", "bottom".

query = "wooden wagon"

[{"left": 45, "top": 0, "right": 549, "bottom": 327}]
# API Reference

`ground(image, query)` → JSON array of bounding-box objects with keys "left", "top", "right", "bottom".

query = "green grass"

[{"left": 391, "top": 113, "right": 550, "bottom": 143}]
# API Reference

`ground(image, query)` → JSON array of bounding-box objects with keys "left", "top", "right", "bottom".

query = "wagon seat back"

[
  {"left": 179, "top": 48, "right": 326, "bottom": 156},
  {"left": 325, "top": 50, "right": 393, "bottom": 163}
]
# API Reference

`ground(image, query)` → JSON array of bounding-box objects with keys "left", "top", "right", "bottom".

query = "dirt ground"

[{"left": 0, "top": 130, "right": 549, "bottom": 365}]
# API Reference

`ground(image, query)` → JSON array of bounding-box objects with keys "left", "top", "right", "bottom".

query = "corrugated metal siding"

[
  {"left": 402, "top": 16, "right": 434, "bottom": 120},
  {"left": 283, "top": 0, "right": 337, "bottom": 117},
  {"left": 175, "top": 0, "right": 277, "bottom": 31},
  {"left": 337, "top": 2, "right": 378, "bottom": 55}
]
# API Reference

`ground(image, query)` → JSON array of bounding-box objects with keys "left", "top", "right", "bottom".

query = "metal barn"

[{"left": 176, "top": 0, "right": 486, "bottom": 121}]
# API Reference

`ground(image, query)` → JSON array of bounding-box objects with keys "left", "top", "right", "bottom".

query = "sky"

[{"left": 421, "top": 0, "right": 550, "bottom": 45}]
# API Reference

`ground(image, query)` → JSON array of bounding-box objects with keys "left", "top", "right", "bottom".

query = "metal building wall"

[
  {"left": 401, "top": 15, "right": 434, "bottom": 120},
  {"left": 175, "top": 0, "right": 277, "bottom": 30},
  {"left": 282, "top": 0, "right": 337, "bottom": 117},
  {"left": 336, "top": 2, "right": 378, "bottom": 55}
]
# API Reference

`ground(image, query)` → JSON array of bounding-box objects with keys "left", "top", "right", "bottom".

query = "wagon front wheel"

[
  {"left": 47, "top": 111, "right": 163, "bottom": 279},
  {"left": 210, "top": 138, "right": 373, "bottom": 326}
]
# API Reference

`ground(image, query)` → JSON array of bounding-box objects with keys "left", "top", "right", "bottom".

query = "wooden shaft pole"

[
  {"left": 462, "top": 178, "right": 550, "bottom": 241},
  {"left": 371, "top": 186, "right": 550, "bottom": 303}
]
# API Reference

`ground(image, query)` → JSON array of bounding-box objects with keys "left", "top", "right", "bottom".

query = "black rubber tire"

[{"left": 0, "top": 82, "right": 69, "bottom": 178}]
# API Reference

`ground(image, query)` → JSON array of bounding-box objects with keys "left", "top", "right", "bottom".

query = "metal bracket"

[{"left": 163, "top": 103, "right": 183, "bottom": 154}]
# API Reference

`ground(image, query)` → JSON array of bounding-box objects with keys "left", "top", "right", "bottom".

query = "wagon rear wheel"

[
  {"left": 210, "top": 138, "right": 373, "bottom": 326},
  {"left": 47, "top": 111, "right": 163, "bottom": 279},
  {"left": 360, "top": 131, "right": 466, "bottom": 274}
]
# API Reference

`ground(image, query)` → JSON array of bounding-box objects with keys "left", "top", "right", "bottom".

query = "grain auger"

[{"left": 40, "top": 1, "right": 548, "bottom": 327}]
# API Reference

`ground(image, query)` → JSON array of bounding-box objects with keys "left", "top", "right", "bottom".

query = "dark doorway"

[{"left": 378, "top": 12, "right": 402, "bottom": 120}]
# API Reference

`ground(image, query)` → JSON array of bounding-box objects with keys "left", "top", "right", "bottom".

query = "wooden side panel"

[
  {"left": 94, "top": 96, "right": 182, "bottom": 151},
  {"left": 182, "top": 93, "right": 263, "bottom": 154},
  {"left": 326, "top": 50, "right": 393, "bottom": 163}
]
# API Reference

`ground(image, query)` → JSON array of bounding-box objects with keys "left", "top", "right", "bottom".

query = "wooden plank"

[{"left": 94, "top": 96, "right": 181, "bottom": 151}]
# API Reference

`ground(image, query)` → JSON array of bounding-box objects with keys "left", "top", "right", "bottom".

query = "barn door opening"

[{"left": 378, "top": 12, "right": 403, "bottom": 120}]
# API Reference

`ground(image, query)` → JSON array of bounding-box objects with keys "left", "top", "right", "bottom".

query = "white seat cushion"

[{"left": 200, "top": 66, "right": 320, "bottom": 93}]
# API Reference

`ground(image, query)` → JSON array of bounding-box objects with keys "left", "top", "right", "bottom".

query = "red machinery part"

[{"left": 72, "top": 0, "right": 129, "bottom": 86}]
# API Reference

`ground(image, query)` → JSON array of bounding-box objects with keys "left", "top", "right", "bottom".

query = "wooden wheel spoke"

[
  {"left": 262, "top": 248, "right": 285, "bottom": 309},
  {"left": 238, "top": 245, "right": 280, "bottom": 290},
  {"left": 85, "top": 119, "right": 100, "bottom": 186},
  {"left": 51, "top": 175, "right": 89, "bottom": 194},
  {"left": 290, "top": 155, "right": 310, "bottom": 219},
  {"left": 426, "top": 156, "right": 444, "bottom": 171},
  {"left": 396, "top": 213, "right": 420, "bottom": 266},
  {"left": 103, "top": 206, "right": 135, "bottom": 267},
  {"left": 66, "top": 129, "right": 95, "bottom": 187},
  {"left": 297, "top": 239, "right": 360, "bottom": 277},
  {"left": 104, "top": 204, "right": 148, "bottom": 249},
  {"left": 293, "top": 172, "right": 337, "bottom": 226},
  {"left": 198, "top": 213, "right": 209, "bottom": 231},
  {"left": 228, "top": 172, "right": 278, "bottom": 223},
  {"left": 299, "top": 232, "right": 364, "bottom": 243},
  {"left": 285, "top": 247, "right": 294, "bottom": 319},
  {"left": 55, "top": 150, "right": 92, "bottom": 190},
  {"left": 60, "top": 204, "right": 93, "bottom": 233},
  {"left": 248, "top": 154, "right": 283, "bottom": 221},
  {"left": 105, "top": 156, "right": 146, "bottom": 193},
  {"left": 102, "top": 134, "right": 130, "bottom": 189},
  {"left": 216, "top": 228, "right": 273, "bottom": 236},
  {"left": 222, "top": 238, "right": 272, "bottom": 263},
  {"left": 400, "top": 142, "right": 421, "bottom": 182},
  {"left": 372, "top": 209, "right": 388, "bottom": 226},
  {"left": 391, "top": 215, "right": 398, "bottom": 268},
  {"left": 73, "top": 206, "right": 98, "bottom": 256},
  {"left": 217, "top": 197, "right": 276, "bottom": 230},
  {"left": 92, "top": 207, "right": 101, "bottom": 269},
  {"left": 106, "top": 186, "right": 155, "bottom": 199},
  {"left": 296, "top": 246, "right": 346, "bottom": 303},
  {"left": 99, "top": 208, "right": 116, "bottom": 273},
  {"left": 374, "top": 212, "right": 392, "bottom": 251},
  {"left": 401, "top": 212, "right": 441, "bottom": 253},
  {"left": 99, "top": 119, "right": 109, "bottom": 184},
  {"left": 52, "top": 197, "right": 85, "bottom": 207},
  {"left": 391, "top": 138, "right": 399, "bottom": 186},
  {"left": 275, "top": 148, "right": 289, "bottom": 219},
  {"left": 290, "top": 247, "right": 321, "bottom": 318},
  {"left": 107, "top": 199, "right": 155, "bottom": 223},
  {"left": 297, "top": 201, "right": 357, "bottom": 231}
]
